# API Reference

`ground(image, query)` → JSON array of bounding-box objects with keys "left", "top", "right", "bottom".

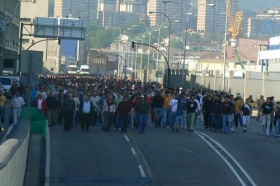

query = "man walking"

[
  {"left": 152, "top": 90, "right": 164, "bottom": 128},
  {"left": 186, "top": 94, "right": 197, "bottom": 132},
  {"left": 118, "top": 96, "right": 132, "bottom": 133},
  {"left": 79, "top": 95, "right": 94, "bottom": 132},
  {"left": 11, "top": 91, "right": 25, "bottom": 126},
  {"left": 62, "top": 93, "right": 75, "bottom": 131},
  {"left": 261, "top": 97, "right": 274, "bottom": 136},
  {"left": 221, "top": 95, "right": 234, "bottom": 134},
  {"left": 136, "top": 95, "right": 150, "bottom": 134}
]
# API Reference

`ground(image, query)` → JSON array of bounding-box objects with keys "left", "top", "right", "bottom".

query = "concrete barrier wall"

[
  {"left": 166, "top": 70, "right": 280, "bottom": 101},
  {"left": 0, "top": 119, "right": 30, "bottom": 186}
]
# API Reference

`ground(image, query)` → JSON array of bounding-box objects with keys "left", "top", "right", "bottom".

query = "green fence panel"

[{"left": 20, "top": 106, "right": 46, "bottom": 137}]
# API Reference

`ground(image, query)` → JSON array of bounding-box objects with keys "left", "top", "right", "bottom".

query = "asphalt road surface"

[
  {"left": 46, "top": 115, "right": 280, "bottom": 186},
  {"left": 0, "top": 100, "right": 14, "bottom": 143}
]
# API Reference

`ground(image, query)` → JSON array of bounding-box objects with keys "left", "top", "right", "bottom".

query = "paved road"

[
  {"left": 46, "top": 116, "right": 280, "bottom": 186},
  {"left": 0, "top": 100, "right": 14, "bottom": 143}
]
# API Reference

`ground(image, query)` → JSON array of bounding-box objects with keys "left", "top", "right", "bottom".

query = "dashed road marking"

[
  {"left": 124, "top": 135, "right": 130, "bottom": 141},
  {"left": 139, "top": 165, "right": 146, "bottom": 177},
  {"left": 131, "top": 148, "right": 136, "bottom": 155}
]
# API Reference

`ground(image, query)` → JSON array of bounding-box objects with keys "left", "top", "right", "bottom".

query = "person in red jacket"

[
  {"left": 118, "top": 96, "right": 132, "bottom": 133},
  {"left": 34, "top": 93, "right": 48, "bottom": 118}
]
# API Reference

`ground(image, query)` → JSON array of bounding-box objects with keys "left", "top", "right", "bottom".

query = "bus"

[{"left": 68, "top": 65, "right": 79, "bottom": 74}]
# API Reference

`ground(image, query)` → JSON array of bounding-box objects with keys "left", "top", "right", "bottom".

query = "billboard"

[{"left": 33, "top": 17, "right": 85, "bottom": 40}]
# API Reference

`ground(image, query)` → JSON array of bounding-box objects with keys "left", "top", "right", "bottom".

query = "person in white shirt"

[
  {"left": 11, "top": 91, "right": 25, "bottom": 125},
  {"left": 90, "top": 91, "right": 100, "bottom": 125},
  {"left": 79, "top": 95, "right": 93, "bottom": 132},
  {"left": 169, "top": 94, "right": 178, "bottom": 131}
]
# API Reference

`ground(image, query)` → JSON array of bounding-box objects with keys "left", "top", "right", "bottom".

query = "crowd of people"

[{"left": 1, "top": 74, "right": 280, "bottom": 136}]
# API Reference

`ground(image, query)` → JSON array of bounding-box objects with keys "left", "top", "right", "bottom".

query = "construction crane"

[{"left": 226, "top": 0, "right": 244, "bottom": 69}]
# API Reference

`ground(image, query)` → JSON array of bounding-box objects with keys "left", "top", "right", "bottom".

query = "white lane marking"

[
  {"left": 139, "top": 165, "right": 146, "bottom": 177},
  {"left": 196, "top": 131, "right": 257, "bottom": 186},
  {"left": 124, "top": 135, "right": 130, "bottom": 141},
  {"left": 131, "top": 148, "right": 136, "bottom": 155},
  {"left": 45, "top": 120, "right": 51, "bottom": 186},
  {"left": 195, "top": 132, "right": 246, "bottom": 186}
]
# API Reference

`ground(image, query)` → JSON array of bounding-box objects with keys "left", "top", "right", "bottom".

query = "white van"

[
  {"left": 0, "top": 76, "right": 12, "bottom": 98},
  {"left": 79, "top": 65, "right": 90, "bottom": 74},
  {"left": 68, "top": 65, "right": 79, "bottom": 74}
]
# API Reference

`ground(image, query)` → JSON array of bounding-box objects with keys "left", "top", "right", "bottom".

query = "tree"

[{"left": 170, "top": 38, "right": 184, "bottom": 50}]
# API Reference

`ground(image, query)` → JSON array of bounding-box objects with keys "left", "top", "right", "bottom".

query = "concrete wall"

[
  {"left": 167, "top": 70, "right": 280, "bottom": 101},
  {"left": 0, "top": 119, "right": 30, "bottom": 186}
]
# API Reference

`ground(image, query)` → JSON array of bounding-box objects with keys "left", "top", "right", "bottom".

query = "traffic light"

[{"left": 131, "top": 41, "right": 135, "bottom": 49}]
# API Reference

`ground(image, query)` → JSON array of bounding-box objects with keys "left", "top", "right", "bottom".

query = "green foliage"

[
  {"left": 87, "top": 25, "right": 118, "bottom": 48},
  {"left": 170, "top": 38, "right": 184, "bottom": 50}
]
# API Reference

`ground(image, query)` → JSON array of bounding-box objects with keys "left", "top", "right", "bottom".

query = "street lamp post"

[
  {"left": 223, "top": 2, "right": 229, "bottom": 91},
  {"left": 149, "top": 11, "right": 171, "bottom": 86}
]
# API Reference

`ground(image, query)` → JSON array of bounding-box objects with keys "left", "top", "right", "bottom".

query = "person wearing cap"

[
  {"left": 136, "top": 95, "right": 150, "bottom": 134},
  {"left": 234, "top": 93, "right": 244, "bottom": 128},
  {"left": 152, "top": 90, "right": 164, "bottom": 128}
]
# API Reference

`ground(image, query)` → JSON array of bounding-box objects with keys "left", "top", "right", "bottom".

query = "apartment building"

[
  {"left": 0, "top": 0, "right": 20, "bottom": 75},
  {"left": 197, "top": 0, "right": 239, "bottom": 35},
  {"left": 54, "top": 0, "right": 98, "bottom": 25},
  {"left": 20, "top": 0, "right": 61, "bottom": 73}
]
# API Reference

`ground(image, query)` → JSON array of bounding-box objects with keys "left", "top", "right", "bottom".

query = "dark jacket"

[
  {"left": 211, "top": 100, "right": 222, "bottom": 114},
  {"left": 202, "top": 98, "right": 213, "bottom": 114},
  {"left": 152, "top": 95, "right": 164, "bottom": 108},
  {"left": 63, "top": 98, "right": 75, "bottom": 112},
  {"left": 46, "top": 96, "right": 59, "bottom": 110}
]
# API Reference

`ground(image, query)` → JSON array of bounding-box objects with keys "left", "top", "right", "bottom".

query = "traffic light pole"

[{"left": 132, "top": 41, "right": 170, "bottom": 87}]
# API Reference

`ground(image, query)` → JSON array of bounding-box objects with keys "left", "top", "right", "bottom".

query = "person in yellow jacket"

[
  {"left": 163, "top": 91, "right": 173, "bottom": 128},
  {"left": 234, "top": 93, "right": 244, "bottom": 128}
]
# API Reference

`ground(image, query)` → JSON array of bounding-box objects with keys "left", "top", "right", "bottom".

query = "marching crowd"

[{"left": 2, "top": 74, "right": 280, "bottom": 137}]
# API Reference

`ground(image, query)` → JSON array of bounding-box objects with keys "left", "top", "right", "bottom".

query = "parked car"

[{"left": 0, "top": 76, "right": 12, "bottom": 98}]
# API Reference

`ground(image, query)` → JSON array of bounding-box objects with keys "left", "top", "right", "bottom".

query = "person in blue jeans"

[
  {"left": 152, "top": 91, "right": 164, "bottom": 128},
  {"left": 136, "top": 95, "right": 150, "bottom": 134},
  {"left": 221, "top": 95, "right": 234, "bottom": 133},
  {"left": 211, "top": 94, "right": 222, "bottom": 132}
]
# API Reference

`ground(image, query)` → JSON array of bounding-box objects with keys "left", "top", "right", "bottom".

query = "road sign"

[
  {"left": 34, "top": 17, "right": 59, "bottom": 38},
  {"left": 3, "top": 16, "right": 11, "bottom": 24},
  {"left": 33, "top": 17, "right": 85, "bottom": 40},
  {"left": 0, "top": 21, "right": 5, "bottom": 32}
]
